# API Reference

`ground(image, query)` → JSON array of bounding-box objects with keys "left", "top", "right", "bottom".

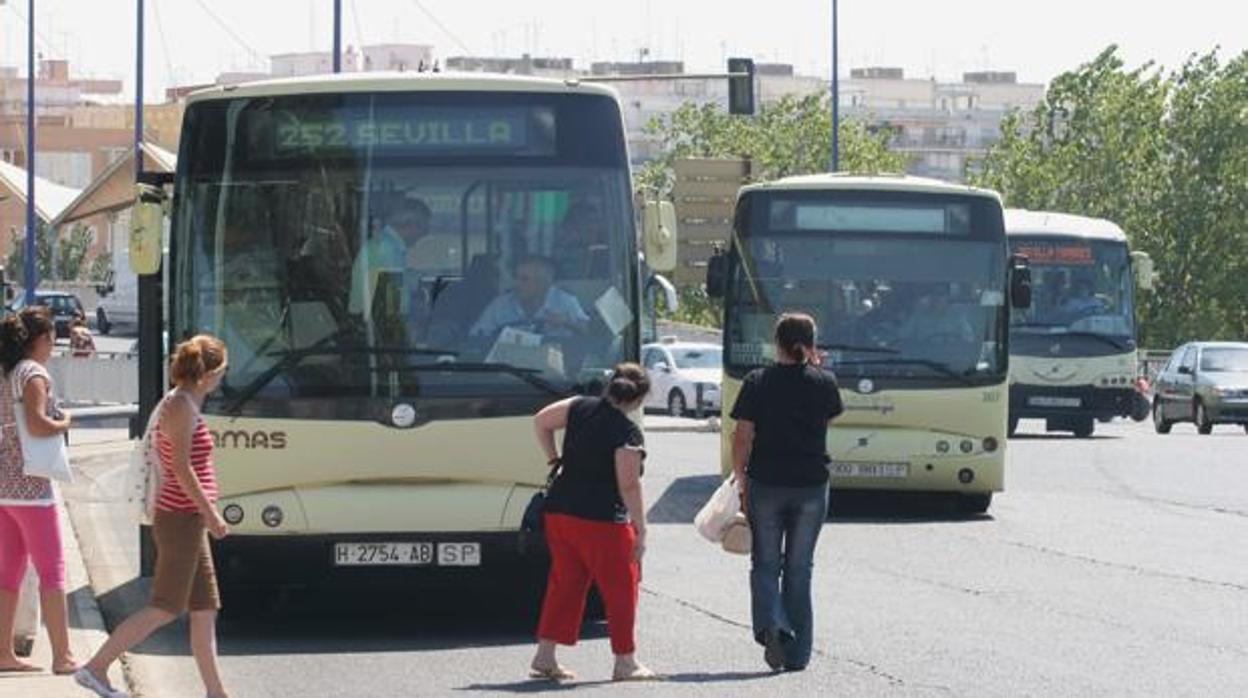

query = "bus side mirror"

[
  {"left": 1009, "top": 254, "right": 1032, "bottom": 310},
  {"left": 1131, "top": 251, "right": 1155, "bottom": 291},
  {"left": 705, "top": 249, "right": 728, "bottom": 299},
  {"left": 130, "top": 184, "right": 166, "bottom": 276},
  {"left": 642, "top": 200, "right": 678, "bottom": 272}
]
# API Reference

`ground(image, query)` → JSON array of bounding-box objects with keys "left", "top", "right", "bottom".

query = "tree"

[
  {"left": 89, "top": 251, "right": 113, "bottom": 284},
  {"left": 56, "top": 225, "right": 95, "bottom": 282},
  {"left": 971, "top": 46, "right": 1248, "bottom": 347},
  {"left": 637, "top": 93, "right": 909, "bottom": 197},
  {"left": 6, "top": 222, "right": 99, "bottom": 285}
]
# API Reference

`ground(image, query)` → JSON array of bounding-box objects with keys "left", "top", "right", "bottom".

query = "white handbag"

[
  {"left": 694, "top": 475, "right": 741, "bottom": 543},
  {"left": 11, "top": 373, "right": 72, "bottom": 483},
  {"left": 128, "top": 391, "right": 177, "bottom": 525}
]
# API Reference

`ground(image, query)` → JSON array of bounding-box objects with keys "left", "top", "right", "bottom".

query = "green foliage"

[
  {"left": 88, "top": 250, "right": 113, "bottom": 284},
  {"left": 972, "top": 46, "right": 1248, "bottom": 347},
  {"left": 637, "top": 93, "right": 909, "bottom": 198},
  {"left": 653, "top": 284, "right": 723, "bottom": 328},
  {"left": 6, "top": 223, "right": 98, "bottom": 285},
  {"left": 56, "top": 225, "right": 95, "bottom": 282}
]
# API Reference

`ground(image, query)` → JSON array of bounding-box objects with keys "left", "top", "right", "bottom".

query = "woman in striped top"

[{"left": 77, "top": 335, "right": 231, "bottom": 698}]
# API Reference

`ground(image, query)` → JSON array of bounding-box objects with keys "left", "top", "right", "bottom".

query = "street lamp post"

[
  {"left": 830, "top": 0, "right": 840, "bottom": 173},
  {"left": 23, "top": 0, "right": 35, "bottom": 303},
  {"left": 333, "top": 0, "right": 342, "bottom": 73}
]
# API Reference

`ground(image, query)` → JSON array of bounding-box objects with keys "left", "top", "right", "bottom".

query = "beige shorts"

[{"left": 149, "top": 509, "right": 221, "bottom": 614}]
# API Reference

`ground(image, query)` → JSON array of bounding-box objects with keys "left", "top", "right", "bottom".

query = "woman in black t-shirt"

[
  {"left": 528, "top": 363, "right": 659, "bottom": 682},
  {"left": 730, "top": 313, "right": 843, "bottom": 672}
]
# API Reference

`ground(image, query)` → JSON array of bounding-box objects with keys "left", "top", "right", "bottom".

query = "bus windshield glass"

[
  {"left": 725, "top": 191, "right": 1007, "bottom": 386},
  {"left": 173, "top": 91, "right": 637, "bottom": 418},
  {"left": 1009, "top": 236, "right": 1135, "bottom": 342}
]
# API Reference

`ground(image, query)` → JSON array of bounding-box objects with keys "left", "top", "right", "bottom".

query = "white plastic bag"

[
  {"left": 11, "top": 383, "right": 71, "bottom": 482},
  {"left": 695, "top": 476, "right": 741, "bottom": 543}
]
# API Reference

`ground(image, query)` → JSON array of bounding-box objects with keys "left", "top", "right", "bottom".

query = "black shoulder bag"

[{"left": 521, "top": 460, "right": 561, "bottom": 535}]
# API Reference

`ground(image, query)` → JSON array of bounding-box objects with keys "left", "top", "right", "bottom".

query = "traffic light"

[{"left": 728, "top": 57, "right": 755, "bottom": 115}]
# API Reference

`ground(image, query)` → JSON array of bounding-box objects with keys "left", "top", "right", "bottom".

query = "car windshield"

[
  {"left": 1200, "top": 348, "right": 1248, "bottom": 372},
  {"left": 1009, "top": 236, "right": 1135, "bottom": 339},
  {"left": 672, "top": 348, "right": 721, "bottom": 369}
]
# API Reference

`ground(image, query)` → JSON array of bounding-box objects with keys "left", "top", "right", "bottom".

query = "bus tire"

[
  {"left": 957, "top": 493, "right": 992, "bottom": 514},
  {"left": 1072, "top": 418, "right": 1095, "bottom": 439},
  {"left": 1152, "top": 399, "right": 1172, "bottom": 434},
  {"left": 1195, "top": 401, "right": 1214, "bottom": 435}
]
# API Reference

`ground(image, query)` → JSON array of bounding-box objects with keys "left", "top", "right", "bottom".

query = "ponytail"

[
  {"left": 605, "top": 362, "right": 650, "bottom": 405},
  {"left": 169, "top": 334, "right": 227, "bottom": 387}
]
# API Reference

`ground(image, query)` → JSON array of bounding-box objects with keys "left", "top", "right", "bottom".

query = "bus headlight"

[
  {"left": 958, "top": 468, "right": 975, "bottom": 484},
  {"left": 936, "top": 440, "right": 951, "bottom": 454},
  {"left": 982, "top": 437, "right": 999, "bottom": 453},
  {"left": 959, "top": 440, "right": 975, "bottom": 454},
  {"left": 222, "top": 504, "right": 244, "bottom": 525},
  {"left": 261, "top": 506, "right": 284, "bottom": 528}
]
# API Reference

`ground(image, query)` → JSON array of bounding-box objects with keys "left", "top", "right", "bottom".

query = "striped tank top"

[{"left": 154, "top": 397, "right": 218, "bottom": 514}]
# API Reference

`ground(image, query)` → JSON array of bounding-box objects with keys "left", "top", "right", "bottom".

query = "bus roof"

[
  {"left": 739, "top": 173, "right": 1002, "bottom": 202},
  {"left": 1005, "top": 209, "right": 1128, "bottom": 243},
  {"left": 184, "top": 71, "right": 620, "bottom": 105}
]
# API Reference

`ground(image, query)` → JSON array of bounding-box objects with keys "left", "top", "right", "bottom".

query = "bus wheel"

[
  {"left": 1008, "top": 417, "right": 1019, "bottom": 437},
  {"left": 1195, "top": 402, "right": 1214, "bottom": 435},
  {"left": 667, "top": 390, "right": 687, "bottom": 417},
  {"left": 1152, "top": 400, "right": 1172, "bottom": 434},
  {"left": 1073, "top": 418, "right": 1095, "bottom": 439},
  {"left": 957, "top": 493, "right": 992, "bottom": 514}
]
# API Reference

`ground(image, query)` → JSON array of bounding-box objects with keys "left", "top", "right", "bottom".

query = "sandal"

[
  {"left": 612, "top": 665, "right": 662, "bottom": 682},
  {"left": 528, "top": 664, "right": 577, "bottom": 681}
]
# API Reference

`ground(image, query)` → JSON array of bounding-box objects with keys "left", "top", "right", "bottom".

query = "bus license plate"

[
  {"left": 334, "top": 542, "right": 434, "bottom": 566},
  {"left": 1028, "top": 396, "right": 1081, "bottom": 408},
  {"left": 831, "top": 462, "right": 909, "bottom": 478}
]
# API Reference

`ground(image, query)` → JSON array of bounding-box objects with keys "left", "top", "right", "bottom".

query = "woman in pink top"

[
  {"left": 77, "top": 335, "right": 231, "bottom": 698},
  {"left": 0, "top": 307, "right": 76, "bottom": 675}
]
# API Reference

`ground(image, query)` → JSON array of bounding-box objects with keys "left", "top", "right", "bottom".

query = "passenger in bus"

[
  {"left": 896, "top": 284, "right": 976, "bottom": 343},
  {"left": 470, "top": 256, "right": 589, "bottom": 339},
  {"left": 553, "top": 201, "right": 608, "bottom": 279},
  {"left": 730, "top": 313, "right": 843, "bottom": 672},
  {"left": 1060, "top": 277, "right": 1106, "bottom": 320},
  {"left": 77, "top": 336, "right": 231, "bottom": 698},
  {"left": 347, "top": 196, "right": 433, "bottom": 318},
  {"left": 528, "top": 363, "right": 659, "bottom": 682}
]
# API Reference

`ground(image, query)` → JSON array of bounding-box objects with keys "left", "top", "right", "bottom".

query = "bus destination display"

[{"left": 1013, "top": 242, "right": 1094, "bottom": 265}]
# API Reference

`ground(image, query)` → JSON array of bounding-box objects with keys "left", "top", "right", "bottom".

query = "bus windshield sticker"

[{"left": 595, "top": 286, "right": 633, "bottom": 336}]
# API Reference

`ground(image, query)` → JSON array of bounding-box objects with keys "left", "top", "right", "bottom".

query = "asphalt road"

[{"left": 66, "top": 417, "right": 1248, "bottom": 697}]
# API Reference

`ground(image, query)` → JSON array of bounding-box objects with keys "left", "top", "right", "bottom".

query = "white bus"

[
  {"left": 131, "top": 72, "right": 663, "bottom": 595},
  {"left": 1005, "top": 210, "right": 1153, "bottom": 437}
]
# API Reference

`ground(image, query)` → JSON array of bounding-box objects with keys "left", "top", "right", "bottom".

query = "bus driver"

[{"left": 470, "top": 256, "right": 589, "bottom": 339}]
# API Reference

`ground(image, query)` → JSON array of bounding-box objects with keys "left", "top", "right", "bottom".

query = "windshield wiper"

[
  {"left": 1056, "top": 331, "right": 1132, "bottom": 351},
  {"left": 819, "top": 342, "right": 900, "bottom": 355},
  {"left": 404, "top": 362, "right": 567, "bottom": 397},
  {"left": 221, "top": 328, "right": 355, "bottom": 416},
  {"left": 833, "top": 358, "right": 979, "bottom": 385}
]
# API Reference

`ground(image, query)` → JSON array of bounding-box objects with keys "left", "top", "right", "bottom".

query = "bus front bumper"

[{"left": 1010, "top": 385, "right": 1141, "bottom": 420}]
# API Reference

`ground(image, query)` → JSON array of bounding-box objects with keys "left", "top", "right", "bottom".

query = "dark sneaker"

[{"left": 762, "top": 629, "right": 786, "bottom": 671}]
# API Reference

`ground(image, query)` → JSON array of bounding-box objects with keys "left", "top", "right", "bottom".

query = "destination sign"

[
  {"left": 1013, "top": 243, "right": 1095, "bottom": 265},
  {"left": 268, "top": 106, "right": 556, "bottom": 157}
]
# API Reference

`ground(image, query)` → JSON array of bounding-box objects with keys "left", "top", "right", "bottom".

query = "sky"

[{"left": 1, "top": 0, "right": 1245, "bottom": 102}]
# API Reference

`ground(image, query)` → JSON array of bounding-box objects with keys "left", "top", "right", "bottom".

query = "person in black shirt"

[
  {"left": 528, "top": 363, "right": 659, "bottom": 682},
  {"left": 730, "top": 312, "right": 843, "bottom": 672}
]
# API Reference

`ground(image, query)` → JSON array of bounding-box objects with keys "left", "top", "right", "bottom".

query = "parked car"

[
  {"left": 1152, "top": 341, "right": 1248, "bottom": 435},
  {"left": 8, "top": 291, "right": 85, "bottom": 339},
  {"left": 641, "top": 339, "right": 722, "bottom": 416}
]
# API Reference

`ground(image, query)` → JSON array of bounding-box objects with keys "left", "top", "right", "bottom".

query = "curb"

[{"left": 60, "top": 494, "right": 130, "bottom": 696}]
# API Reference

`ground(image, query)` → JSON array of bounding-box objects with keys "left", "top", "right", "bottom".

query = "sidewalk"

[{"left": 5, "top": 450, "right": 129, "bottom": 697}]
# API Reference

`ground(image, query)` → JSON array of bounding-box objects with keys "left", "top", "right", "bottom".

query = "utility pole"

[
  {"left": 830, "top": 0, "right": 840, "bottom": 173},
  {"left": 333, "top": 0, "right": 342, "bottom": 73},
  {"left": 23, "top": 0, "right": 36, "bottom": 302}
]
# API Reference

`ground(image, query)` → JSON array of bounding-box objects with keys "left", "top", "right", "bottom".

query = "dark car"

[
  {"left": 8, "top": 291, "right": 86, "bottom": 339},
  {"left": 1152, "top": 342, "right": 1248, "bottom": 435}
]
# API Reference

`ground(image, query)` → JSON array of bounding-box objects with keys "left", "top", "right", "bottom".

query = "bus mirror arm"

[{"left": 1009, "top": 254, "right": 1032, "bottom": 310}]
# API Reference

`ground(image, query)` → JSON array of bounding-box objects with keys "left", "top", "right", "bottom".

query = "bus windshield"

[
  {"left": 725, "top": 191, "right": 1008, "bottom": 387},
  {"left": 1009, "top": 236, "right": 1135, "bottom": 343},
  {"left": 173, "top": 91, "right": 637, "bottom": 418}
]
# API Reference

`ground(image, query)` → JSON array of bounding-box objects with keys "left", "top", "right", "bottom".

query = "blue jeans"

[{"left": 747, "top": 478, "right": 829, "bottom": 668}]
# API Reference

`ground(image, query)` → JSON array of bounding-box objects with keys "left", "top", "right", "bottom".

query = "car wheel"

[
  {"left": 1152, "top": 399, "right": 1172, "bottom": 434},
  {"left": 667, "top": 389, "right": 687, "bottom": 417},
  {"left": 1072, "top": 417, "right": 1095, "bottom": 439},
  {"left": 96, "top": 307, "right": 111, "bottom": 335},
  {"left": 1195, "top": 401, "right": 1214, "bottom": 435}
]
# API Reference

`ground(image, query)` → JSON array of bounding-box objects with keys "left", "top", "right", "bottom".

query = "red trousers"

[{"left": 537, "top": 513, "right": 640, "bottom": 655}]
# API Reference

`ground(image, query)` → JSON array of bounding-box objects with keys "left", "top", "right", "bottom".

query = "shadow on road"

[
  {"left": 649, "top": 476, "right": 995, "bottom": 525},
  {"left": 1009, "top": 433, "right": 1122, "bottom": 441},
  {"left": 460, "top": 669, "right": 775, "bottom": 693},
  {"left": 100, "top": 577, "right": 608, "bottom": 657}
]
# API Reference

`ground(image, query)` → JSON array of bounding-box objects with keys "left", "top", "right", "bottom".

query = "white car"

[{"left": 642, "top": 340, "right": 723, "bottom": 416}]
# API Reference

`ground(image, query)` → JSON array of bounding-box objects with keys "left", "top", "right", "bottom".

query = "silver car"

[{"left": 1152, "top": 342, "right": 1248, "bottom": 435}]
